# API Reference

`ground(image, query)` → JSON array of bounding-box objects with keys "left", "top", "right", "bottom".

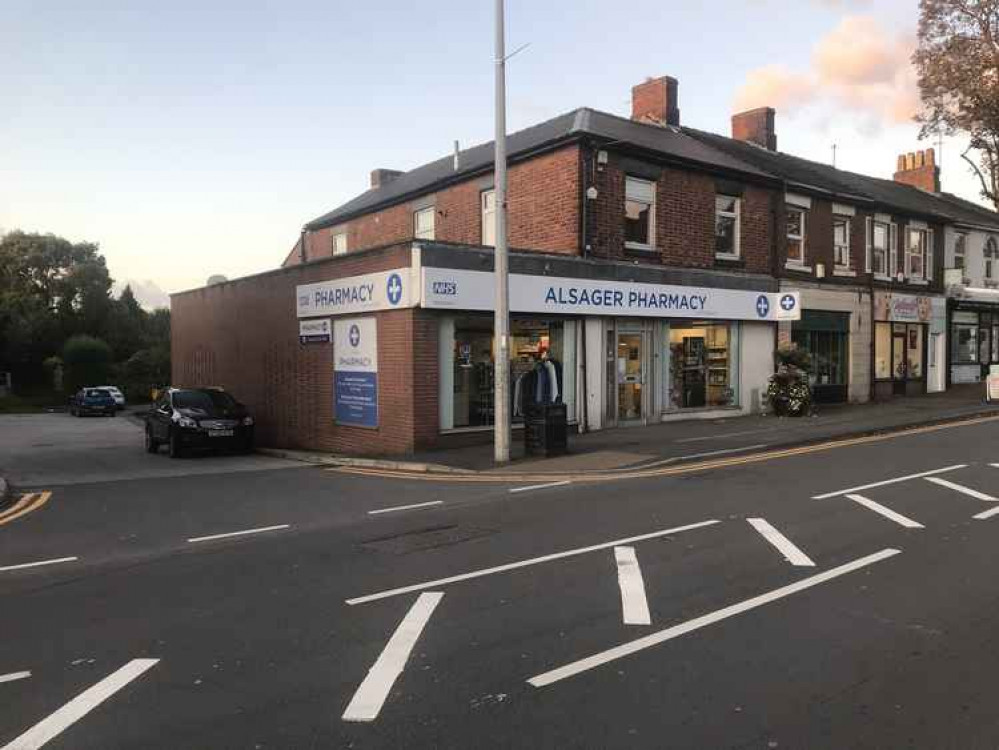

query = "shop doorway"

[
  {"left": 892, "top": 329, "right": 907, "bottom": 396},
  {"left": 606, "top": 322, "right": 649, "bottom": 426}
]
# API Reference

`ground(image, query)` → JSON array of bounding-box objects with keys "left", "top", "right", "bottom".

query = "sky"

[{"left": 0, "top": 0, "right": 983, "bottom": 309}]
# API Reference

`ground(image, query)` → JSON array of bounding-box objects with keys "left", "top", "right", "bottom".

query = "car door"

[{"left": 153, "top": 394, "right": 172, "bottom": 440}]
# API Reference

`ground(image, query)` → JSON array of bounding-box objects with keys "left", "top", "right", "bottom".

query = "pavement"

[{"left": 4, "top": 403, "right": 999, "bottom": 747}]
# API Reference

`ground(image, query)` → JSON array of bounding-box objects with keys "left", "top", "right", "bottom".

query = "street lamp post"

[{"left": 493, "top": 0, "right": 511, "bottom": 463}]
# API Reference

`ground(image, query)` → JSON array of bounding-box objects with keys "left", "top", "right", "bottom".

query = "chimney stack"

[
  {"left": 370, "top": 168, "right": 403, "bottom": 190},
  {"left": 631, "top": 76, "right": 680, "bottom": 127},
  {"left": 893, "top": 148, "right": 940, "bottom": 193},
  {"left": 732, "top": 107, "right": 777, "bottom": 151}
]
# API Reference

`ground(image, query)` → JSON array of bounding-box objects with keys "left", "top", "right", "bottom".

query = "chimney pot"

[
  {"left": 370, "top": 168, "right": 403, "bottom": 190},
  {"left": 631, "top": 76, "right": 680, "bottom": 127},
  {"left": 731, "top": 107, "right": 777, "bottom": 151},
  {"left": 893, "top": 148, "right": 941, "bottom": 193}
]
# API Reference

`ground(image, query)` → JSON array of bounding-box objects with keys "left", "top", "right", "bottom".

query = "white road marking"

[
  {"left": 527, "top": 548, "right": 902, "bottom": 688},
  {"left": 973, "top": 505, "right": 999, "bottom": 520},
  {"left": 845, "top": 494, "right": 925, "bottom": 529},
  {"left": 0, "top": 659, "right": 159, "bottom": 750},
  {"left": 0, "top": 556, "right": 78, "bottom": 573},
  {"left": 923, "top": 476, "right": 999, "bottom": 502},
  {"left": 614, "top": 546, "right": 651, "bottom": 626},
  {"left": 342, "top": 592, "right": 443, "bottom": 722},
  {"left": 368, "top": 501, "right": 443, "bottom": 515},
  {"left": 186, "top": 524, "right": 290, "bottom": 543},
  {"left": 746, "top": 518, "right": 815, "bottom": 567},
  {"left": 346, "top": 519, "right": 720, "bottom": 605},
  {"left": 0, "top": 671, "right": 31, "bottom": 683},
  {"left": 508, "top": 480, "right": 572, "bottom": 494},
  {"left": 812, "top": 464, "right": 967, "bottom": 499}
]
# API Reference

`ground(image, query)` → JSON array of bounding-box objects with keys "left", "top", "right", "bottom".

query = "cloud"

[
  {"left": 733, "top": 15, "right": 918, "bottom": 127},
  {"left": 114, "top": 279, "right": 170, "bottom": 310}
]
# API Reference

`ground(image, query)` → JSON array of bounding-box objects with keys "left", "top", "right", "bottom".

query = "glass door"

[
  {"left": 616, "top": 330, "right": 645, "bottom": 424},
  {"left": 892, "top": 327, "right": 907, "bottom": 395}
]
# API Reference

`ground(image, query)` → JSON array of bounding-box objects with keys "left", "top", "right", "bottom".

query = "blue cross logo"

[
  {"left": 349, "top": 324, "right": 360, "bottom": 347},
  {"left": 386, "top": 273, "right": 403, "bottom": 306},
  {"left": 756, "top": 295, "right": 770, "bottom": 318},
  {"left": 780, "top": 294, "right": 796, "bottom": 311}
]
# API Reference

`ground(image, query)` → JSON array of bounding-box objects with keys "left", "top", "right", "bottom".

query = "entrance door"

[
  {"left": 892, "top": 331, "right": 907, "bottom": 395},
  {"left": 616, "top": 330, "right": 645, "bottom": 424}
]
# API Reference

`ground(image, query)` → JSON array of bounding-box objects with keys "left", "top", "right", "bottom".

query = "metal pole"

[{"left": 493, "top": 0, "right": 511, "bottom": 463}]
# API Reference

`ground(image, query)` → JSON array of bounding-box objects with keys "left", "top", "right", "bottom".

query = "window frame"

[
  {"left": 954, "top": 232, "right": 967, "bottom": 271},
  {"left": 331, "top": 231, "right": 348, "bottom": 256},
  {"left": 714, "top": 194, "right": 741, "bottom": 259},
  {"left": 985, "top": 237, "right": 998, "bottom": 281},
  {"left": 833, "top": 215, "right": 851, "bottom": 269},
  {"left": 624, "top": 176, "right": 656, "bottom": 251},
  {"left": 413, "top": 206, "right": 435, "bottom": 241},
  {"left": 786, "top": 206, "right": 806, "bottom": 265},
  {"left": 480, "top": 189, "right": 496, "bottom": 247},
  {"left": 906, "top": 227, "right": 928, "bottom": 280},
  {"left": 871, "top": 220, "right": 889, "bottom": 277}
]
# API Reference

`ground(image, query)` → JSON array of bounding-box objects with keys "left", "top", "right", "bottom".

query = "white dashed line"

[
  {"left": 923, "top": 476, "right": 999, "bottom": 502},
  {"left": 509, "top": 480, "right": 572, "bottom": 494},
  {"left": 0, "top": 671, "right": 31, "bottom": 683},
  {"left": 1, "top": 659, "right": 159, "bottom": 750},
  {"left": 342, "top": 592, "right": 443, "bottom": 722},
  {"left": 973, "top": 505, "right": 999, "bottom": 520},
  {"left": 368, "top": 501, "right": 443, "bottom": 515},
  {"left": 186, "top": 524, "right": 290, "bottom": 543},
  {"left": 845, "top": 494, "right": 924, "bottom": 528},
  {"left": 811, "top": 465, "right": 967, "bottom": 499},
  {"left": 746, "top": 518, "right": 815, "bottom": 567},
  {"left": 528, "top": 548, "right": 902, "bottom": 688},
  {"left": 0, "top": 556, "right": 78, "bottom": 573},
  {"left": 614, "top": 546, "right": 651, "bottom": 626}
]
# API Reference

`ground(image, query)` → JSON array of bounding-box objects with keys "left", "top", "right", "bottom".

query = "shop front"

[
  {"left": 873, "top": 291, "right": 946, "bottom": 399},
  {"left": 948, "top": 300, "right": 999, "bottom": 384},
  {"left": 791, "top": 310, "right": 850, "bottom": 404}
]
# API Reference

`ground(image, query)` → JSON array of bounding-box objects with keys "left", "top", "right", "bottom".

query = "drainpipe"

[{"left": 299, "top": 229, "right": 307, "bottom": 264}]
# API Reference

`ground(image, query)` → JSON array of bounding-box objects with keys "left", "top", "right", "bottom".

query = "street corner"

[{"left": 0, "top": 490, "right": 53, "bottom": 528}]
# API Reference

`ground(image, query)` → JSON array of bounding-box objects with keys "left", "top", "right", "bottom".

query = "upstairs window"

[
  {"left": 481, "top": 190, "right": 496, "bottom": 246},
  {"left": 414, "top": 207, "right": 435, "bottom": 240},
  {"left": 907, "top": 228, "right": 928, "bottom": 280},
  {"left": 870, "top": 220, "right": 889, "bottom": 276},
  {"left": 624, "top": 176, "right": 655, "bottom": 249},
  {"left": 954, "top": 233, "right": 967, "bottom": 270},
  {"left": 833, "top": 216, "right": 851, "bottom": 268},
  {"left": 786, "top": 207, "right": 806, "bottom": 264},
  {"left": 714, "top": 195, "right": 740, "bottom": 258},
  {"left": 986, "top": 237, "right": 998, "bottom": 281},
  {"left": 331, "top": 231, "right": 348, "bottom": 256}
]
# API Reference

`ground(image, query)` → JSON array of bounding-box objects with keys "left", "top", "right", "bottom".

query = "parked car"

[
  {"left": 70, "top": 387, "right": 117, "bottom": 417},
  {"left": 96, "top": 385, "right": 126, "bottom": 410},
  {"left": 145, "top": 387, "right": 254, "bottom": 458}
]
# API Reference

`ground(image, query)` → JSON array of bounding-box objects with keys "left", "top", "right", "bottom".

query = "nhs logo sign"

[{"left": 431, "top": 279, "right": 458, "bottom": 296}]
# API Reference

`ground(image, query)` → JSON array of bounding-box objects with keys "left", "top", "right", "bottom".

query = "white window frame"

[
  {"left": 954, "top": 232, "right": 967, "bottom": 271},
  {"left": 833, "top": 215, "right": 851, "bottom": 268},
  {"left": 331, "top": 231, "right": 348, "bottom": 256},
  {"left": 414, "top": 206, "right": 435, "bottom": 241},
  {"left": 624, "top": 176, "right": 656, "bottom": 250},
  {"left": 786, "top": 207, "right": 806, "bottom": 266},
  {"left": 481, "top": 189, "right": 496, "bottom": 247},
  {"left": 714, "top": 194, "right": 741, "bottom": 259},
  {"left": 986, "top": 237, "right": 998, "bottom": 281},
  {"left": 906, "top": 227, "right": 928, "bottom": 280}
]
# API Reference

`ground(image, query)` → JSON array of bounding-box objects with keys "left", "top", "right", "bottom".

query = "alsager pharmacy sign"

[
  {"left": 422, "top": 268, "right": 799, "bottom": 322},
  {"left": 297, "top": 269, "right": 413, "bottom": 318}
]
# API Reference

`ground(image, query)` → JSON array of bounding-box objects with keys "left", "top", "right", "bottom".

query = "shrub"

[{"left": 62, "top": 335, "right": 112, "bottom": 393}]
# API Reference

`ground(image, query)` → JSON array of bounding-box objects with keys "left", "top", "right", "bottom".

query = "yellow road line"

[
  {"left": 330, "top": 414, "right": 999, "bottom": 484},
  {"left": 0, "top": 492, "right": 52, "bottom": 527}
]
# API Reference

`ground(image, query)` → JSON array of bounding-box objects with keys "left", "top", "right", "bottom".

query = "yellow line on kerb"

[
  {"left": 0, "top": 492, "right": 52, "bottom": 527},
  {"left": 331, "top": 414, "right": 999, "bottom": 484}
]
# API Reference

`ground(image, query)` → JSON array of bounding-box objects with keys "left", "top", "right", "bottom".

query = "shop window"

[
  {"left": 833, "top": 216, "right": 851, "bottom": 268},
  {"left": 786, "top": 207, "right": 806, "bottom": 265},
  {"left": 791, "top": 310, "right": 849, "bottom": 402},
  {"left": 625, "top": 177, "right": 655, "bottom": 249},
  {"left": 951, "top": 323, "right": 978, "bottom": 365},
  {"left": 668, "top": 322, "right": 736, "bottom": 409},
  {"left": 714, "top": 195, "right": 740, "bottom": 259},
  {"left": 450, "top": 317, "right": 573, "bottom": 428},
  {"left": 414, "top": 207, "right": 435, "bottom": 240},
  {"left": 481, "top": 190, "right": 496, "bottom": 247},
  {"left": 331, "top": 232, "right": 348, "bottom": 256}
]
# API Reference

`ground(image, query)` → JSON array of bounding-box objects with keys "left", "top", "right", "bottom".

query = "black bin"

[{"left": 523, "top": 403, "right": 568, "bottom": 457}]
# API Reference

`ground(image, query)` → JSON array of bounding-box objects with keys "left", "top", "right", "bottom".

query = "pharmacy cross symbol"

[
  {"left": 756, "top": 295, "right": 770, "bottom": 318},
  {"left": 386, "top": 274, "right": 403, "bottom": 306},
  {"left": 349, "top": 324, "right": 360, "bottom": 347},
  {"left": 780, "top": 294, "right": 797, "bottom": 312}
]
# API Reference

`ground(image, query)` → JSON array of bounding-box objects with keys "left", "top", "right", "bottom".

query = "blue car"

[{"left": 70, "top": 387, "right": 117, "bottom": 417}]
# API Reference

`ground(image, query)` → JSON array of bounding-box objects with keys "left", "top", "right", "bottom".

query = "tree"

[
  {"left": 914, "top": 0, "right": 999, "bottom": 208},
  {"left": 62, "top": 335, "right": 112, "bottom": 393}
]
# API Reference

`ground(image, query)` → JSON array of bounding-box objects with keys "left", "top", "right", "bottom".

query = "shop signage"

[
  {"left": 298, "top": 318, "right": 331, "bottom": 344},
  {"left": 334, "top": 318, "right": 378, "bottom": 428},
  {"left": 875, "top": 292, "right": 932, "bottom": 323},
  {"left": 297, "top": 269, "right": 414, "bottom": 318},
  {"left": 421, "top": 267, "right": 799, "bottom": 321}
]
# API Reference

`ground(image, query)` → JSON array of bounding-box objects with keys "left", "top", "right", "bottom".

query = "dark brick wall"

[{"left": 171, "top": 244, "right": 440, "bottom": 456}]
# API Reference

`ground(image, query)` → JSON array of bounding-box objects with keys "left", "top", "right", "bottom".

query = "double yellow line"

[{"left": 0, "top": 491, "right": 52, "bottom": 527}]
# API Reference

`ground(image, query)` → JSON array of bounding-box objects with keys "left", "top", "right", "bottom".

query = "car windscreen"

[
  {"left": 85, "top": 389, "right": 111, "bottom": 399},
  {"left": 172, "top": 390, "right": 238, "bottom": 412}
]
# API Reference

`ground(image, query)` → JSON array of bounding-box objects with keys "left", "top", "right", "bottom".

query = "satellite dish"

[{"left": 206, "top": 274, "right": 228, "bottom": 286}]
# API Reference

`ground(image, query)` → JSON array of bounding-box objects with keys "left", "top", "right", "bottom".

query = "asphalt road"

[{"left": 3, "top": 413, "right": 999, "bottom": 748}]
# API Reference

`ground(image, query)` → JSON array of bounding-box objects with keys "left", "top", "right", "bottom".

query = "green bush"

[{"left": 62, "top": 335, "right": 112, "bottom": 393}]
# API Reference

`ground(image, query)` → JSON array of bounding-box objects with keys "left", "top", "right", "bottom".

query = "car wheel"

[
  {"left": 145, "top": 427, "right": 158, "bottom": 454},
  {"left": 168, "top": 430, "right": 184, "bottom": 459}
]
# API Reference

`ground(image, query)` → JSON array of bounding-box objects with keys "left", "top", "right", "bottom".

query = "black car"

[
  {"left": 70, "top": 388, "right": 117, "bottom": 417},
  {"left": 145, "top": 387, "right": 254, "bottom": 458}
]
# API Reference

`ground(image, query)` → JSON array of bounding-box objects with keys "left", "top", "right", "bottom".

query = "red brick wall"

[
  {"left": 589, "top": 153, "right": 775, "bottom": 274},
  {"left": 291, "top": 145, "right": 582, "bottom": 264},
  {"left": 172, "top": 244, "right": 440, "bottom": 456}
]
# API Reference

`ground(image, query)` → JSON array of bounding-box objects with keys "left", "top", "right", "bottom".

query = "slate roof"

[{"left": 304, "top": 108, "right": 775, "bottom": 230}]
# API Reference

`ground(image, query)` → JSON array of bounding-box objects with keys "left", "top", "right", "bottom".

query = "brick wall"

[
  {"left": 292, "top": 145, "right": 582, "bottom": 265},
  {"left": 172, "top": 244, "right": 440, "bottom": 456}
]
